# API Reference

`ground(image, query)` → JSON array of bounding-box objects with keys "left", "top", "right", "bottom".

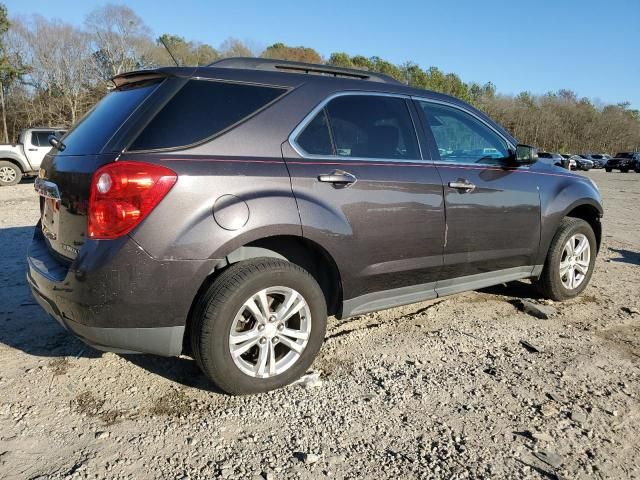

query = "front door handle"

[
  {"left": 448, "top": 180, "right": 476, "bottom": 192},
  {"left": 28, "top": 148, "right": 38, "bottom": 151},
  {"left": 318, "top": 170, "right": 357, "bottom": 185}
]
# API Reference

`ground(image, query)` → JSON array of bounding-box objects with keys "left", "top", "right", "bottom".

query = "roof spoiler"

[{"left": 111, "top": 70, "right": 168, "bottom": 88}]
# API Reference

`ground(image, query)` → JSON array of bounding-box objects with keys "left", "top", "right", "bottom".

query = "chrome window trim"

[
  {"left": 412, "top": 96, "right": 516, "bottom": 152},
  {"left": 288, "top": 91, "right": 425, "bottom": 163}
]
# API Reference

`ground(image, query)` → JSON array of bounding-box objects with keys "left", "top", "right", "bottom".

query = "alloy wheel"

[
  {"left": 0, "top": 166, "right": 17, "bottom": 183},
  {"left": 228, "top": 286, "right": 311, "bottom": 378},
  {"left": 559, "top": 233, "right": 591, "bottom": 290}
]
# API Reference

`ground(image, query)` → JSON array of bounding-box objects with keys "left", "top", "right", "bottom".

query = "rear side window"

[
  {"left": 294, "top": 95, "right": 419, "bottom": 160},
  {"left": 59, "top": 81, "right": 160, "bottom": 156},
  {"left": 326, "top": 96, "right": 419, "bottom": 159},
  {"left": 130, "top": 80, "right": 287, "bottom": 151},
  {"left": 32, "top": 131, "right": 55, "bottom": 147}
]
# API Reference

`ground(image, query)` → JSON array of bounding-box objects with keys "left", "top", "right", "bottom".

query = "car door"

[
  {"left": 283, "top": 92, "right": 445, "bottom": 315},
  {"left": 25, "top": 130, "right": 55, "bottom": 169},
  {"left": 413, "top": 99, "right": 541, "bottom": 294}
]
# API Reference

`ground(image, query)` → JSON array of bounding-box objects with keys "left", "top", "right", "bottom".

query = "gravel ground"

[{"left": 1, "top": 170, "right": 639, "bottom": 480}]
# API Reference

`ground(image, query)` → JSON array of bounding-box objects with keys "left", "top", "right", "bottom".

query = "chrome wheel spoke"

[
  {"left": 229, "top": 328, "right": 260, "bottom": 345},
  {"left": 279, "top": 291, "right": 306, "bottom": 322},
  {"left": 256, "top": 342, "right": 269, "bottom": 376},
  {"left": 559, "top": 261, "right": 571, "bottom": 277},
  {"left": 280, "top": 327, "right": 309, "bottom": 341},
  {"left": 575, "top": 260, "right": 589, "bottom": 275},
  {"left": 244, "top": 296, "right": 266, "bottom": 323},
  {"left": 574, "top": 237, "right": 588, "bottom": 256},
  {"left": 277, "top": 335, "right": 304, "bottom": 354},
  {"left": 230, "top": 335, "right": 260, "bottom": 357}
]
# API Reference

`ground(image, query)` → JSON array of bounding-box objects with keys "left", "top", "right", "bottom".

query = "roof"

[{"left": 209, "top": 57, "right": 403, "bottom": 85}]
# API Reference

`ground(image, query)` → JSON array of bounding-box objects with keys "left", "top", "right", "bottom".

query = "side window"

[
  {"left": 130, "top": 80, "right": 287, "bottom": 151},
  {"left": 33, "top": 131, "right": 55, "bottom": 147},
  {"left": 324, "top": 95, "right": 419, "bottom": 160},
  {"left": 296, "top": 109, "right": 334, "bottom": 155},
  {"left": 417, "top": 101, "right": 509, "bottom": 164}
]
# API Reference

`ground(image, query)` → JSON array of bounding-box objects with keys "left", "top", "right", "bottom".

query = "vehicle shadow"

[
  {"left": 121, "top": 354, "right": 224, "bottom": 393},
  {"left": 0, "top": 225, "right": 101, "bottom": 358},
  {"left": 477, "top": 279, "right": 543, "bottom": 299},
  {"left": 609, "top": 248, "right": 640, "bottom": 266}
]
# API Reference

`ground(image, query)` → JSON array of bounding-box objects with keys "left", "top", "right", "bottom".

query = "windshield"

[
  {"left": 58, "top": 81, "right": 161, "bottom": 156},
  {"left": 615, "top": 152, "right": 633, "bottom": 158}
]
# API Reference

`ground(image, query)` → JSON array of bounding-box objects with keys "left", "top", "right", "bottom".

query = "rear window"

[
  {"left": 59, "top": 81, "right": 160, "bottom": 156},
  {"left": 129, "top": 80, "right": 287, "bottom": 151},
  {"left": 615, "top": 152, "right": 633, "bottom": 158}
]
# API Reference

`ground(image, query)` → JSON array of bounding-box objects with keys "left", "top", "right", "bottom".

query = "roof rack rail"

[{"left": 208, "top": 57, "right": 403, "bottom": 85}]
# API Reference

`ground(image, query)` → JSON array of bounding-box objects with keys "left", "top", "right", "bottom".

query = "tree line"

[{"left": 0, "top": 3, "right": 638, "bottom": 154}]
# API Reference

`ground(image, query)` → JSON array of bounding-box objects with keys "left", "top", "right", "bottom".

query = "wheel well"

[
  {"left": 183, "top": 236, "right": 343, "bottom": 355},
  {"left": 0, "top": 158, "right": 25, "bottom": 173},
  {"left": 566, "top": 204, "right": 602, "bottom": 251}
]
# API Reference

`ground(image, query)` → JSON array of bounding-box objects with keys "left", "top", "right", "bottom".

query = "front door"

[
  {"left": 414, "top": 99, "right": 541, "bottom": 293},
  {"left": 283, "top": 93, "right": 445, "bottom": 315}
]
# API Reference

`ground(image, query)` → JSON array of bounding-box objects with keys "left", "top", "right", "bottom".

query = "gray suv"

[{"left": 27, "top": 58, "right": 603, "bottom": 394}]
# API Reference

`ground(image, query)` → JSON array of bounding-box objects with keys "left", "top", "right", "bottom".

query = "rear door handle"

[
  {"left": 318, "top": 170, "right": 357, "bottom": 185},
  {"left": 448, "top": 180, "right": 476, "bottom": 192},
  {"left": 28, "top": 148, "right": 38, "bottom": 151}
]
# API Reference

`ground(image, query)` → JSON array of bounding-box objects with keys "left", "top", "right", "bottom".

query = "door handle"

[
  {"left": 318, "top": 170, "right": 357, "bottom": 185},
  {"left": 28, "top": 148, "right": 38, "bottom": 151},
  {"left": 448, "top": 180, "right": 476, "bottom": 192}
]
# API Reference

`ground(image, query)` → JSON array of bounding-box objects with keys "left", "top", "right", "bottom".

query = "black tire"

[
  {"left": 605, "top": 168, "right": 612, "bottom": 172},
  {"left": 190, "top": 258, "right": 327, "bottom": 395},
  {"left": 635, "top": 169, "right": 640, "bottom": 173},
  {"left": 621, "top": 168, "right": 629, "bottom": 173},
  {"left": 0, "top": 161, "right": 22, "bottom": 186},
  {"left": 535, "top": 217, "right": 597, "bottom": 301}
]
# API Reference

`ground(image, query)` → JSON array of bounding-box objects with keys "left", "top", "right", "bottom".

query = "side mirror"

[
  {"left": 48, "top": 134, "right": 65, "bottom": 151},
  {"left": 514, "top": 144, "right": 537, "bottom": 164}
]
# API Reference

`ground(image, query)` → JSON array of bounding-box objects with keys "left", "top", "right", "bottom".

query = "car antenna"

[{"left": 159, "top": 37, "right": 180, "bottom": 67}]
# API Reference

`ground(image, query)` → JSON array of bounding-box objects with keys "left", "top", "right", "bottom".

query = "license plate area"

[{"left": 35, "top": 178, "right": 61, "bottom": 241}]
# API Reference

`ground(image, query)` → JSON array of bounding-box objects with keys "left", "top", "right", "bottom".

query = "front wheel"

[
  {"left": 621, "top": 168, "right": 629, "bottom": 173},
  {"left": 535, "top": 217, "right": 596, "bottom": 301},
  {"left": 0, "top": 161, "right": 22, "bottom": 186},
  {"left": 605, "top": 168, "right": 612, "bottom": 172},
  {"left": 191, "top": 258, "right": 327, "bottom": 395}
]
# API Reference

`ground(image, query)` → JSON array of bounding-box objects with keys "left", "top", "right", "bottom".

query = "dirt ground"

[{"left": 1, "top": 170, "right": 639, "bottom": 480}]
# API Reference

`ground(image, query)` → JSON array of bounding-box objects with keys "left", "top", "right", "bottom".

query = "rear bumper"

[{"left": 27, "top": 225, "right": 220, "bottom": 356}]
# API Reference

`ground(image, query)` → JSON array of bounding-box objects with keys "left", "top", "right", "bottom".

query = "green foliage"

[
  {"left": 157, "top": 33, "right": 219, "bottom": 66},
  {"left": 261, "top": 43, "right": 321, "bottom": 63}
]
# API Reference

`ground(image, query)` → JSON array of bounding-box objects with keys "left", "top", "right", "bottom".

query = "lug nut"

[
  {"left": 259, "top": 337, "right": 267, "bottom": 345},
  {"left": 258, "top": 324, "right": 265, "bottom": 331},
  {"left": 272, "top": 337, "right": 279, "bottom": 344},
  {"left": 277, "top": 324, "right": 284, "bottom": 331},
  {"left": 269, "top": 315, "right": 276, "bottom": 323}
]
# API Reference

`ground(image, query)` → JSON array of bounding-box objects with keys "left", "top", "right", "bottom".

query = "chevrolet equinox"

[{"left": 27, "top": 58, "right": 603, "bottom": 394}]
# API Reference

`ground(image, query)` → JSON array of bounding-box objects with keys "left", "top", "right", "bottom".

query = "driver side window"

[{"left": 417, "top": 101, "right": 509, "bottom": 165}]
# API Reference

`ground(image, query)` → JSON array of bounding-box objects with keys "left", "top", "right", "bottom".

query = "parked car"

[
  {"left": 28, "top": 58, "right": 603, "bottom": 394},
  {"left": 571, "top": 155, "right": 593, "bottom": 171},
  {"left": 538, "top": 151, "right": 569, "bottom": 169},
  {"left": 0, "top": 128, "right": 66, "bottom": 186},
  {"left": 605, "top": 152, "right": 640, "bottom": 172},
  {"left": 580, "top": 154, "right": 607, "bottom": 169}
]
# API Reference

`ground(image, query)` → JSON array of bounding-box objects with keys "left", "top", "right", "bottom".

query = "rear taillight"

[{"left": 88, "top": 161, "right": 177, "bottom": 239}]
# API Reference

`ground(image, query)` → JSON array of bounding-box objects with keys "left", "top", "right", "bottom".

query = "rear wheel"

[
  {"left": 621, "top": 168, "right": 629, "bottom": 173},
  {"left": 191, "top": 258, "right": 327, "bottom": 395},
  {"left": 605, "top": 168, "right": 612, "bottom": 172},
  {"left": 535, "top": 218, "right": 596, "bottom": 301},
  {"left": 0, "top": 161, "right": 22, "bottom": 186}
]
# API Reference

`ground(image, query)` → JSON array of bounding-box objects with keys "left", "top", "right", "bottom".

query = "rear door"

[
  {"left": 414, "top": 99, "right": 541, "bottom": 293},
  {"left": 283, "top": 92, "right": 445, "bottom": 313}
]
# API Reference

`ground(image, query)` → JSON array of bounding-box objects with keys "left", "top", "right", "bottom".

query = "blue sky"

[{"left": 6, "top": 0, "right": 640, "bottom": 108}]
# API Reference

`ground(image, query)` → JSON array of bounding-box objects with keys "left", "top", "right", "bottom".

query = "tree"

[
  {"left": 84, "top": 3, "right": 152, "bottom": 79},
  {"left": 156, "top": 34, "right": 219, "bottom": 66},
  {"left": 219, "top": 38, "right": 253, "bottom": 58},
  {"left": 261, "top": 43, "right": 322, "bottom": 63},
  {"left": 0, "top": 3, "right": 24, "bottom": 142}
]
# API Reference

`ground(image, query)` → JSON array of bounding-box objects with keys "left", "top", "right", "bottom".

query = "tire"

[
  {"left": 535, "top": 217, "right": 597, "bottom": 301},
  {"left": 0, "top": 161, "right": 22, "bottom": 186},
  {"left": 621, "top": 168, "right": 629, "bottom": 173},
  {"left": 190, "top": 258, "right": 327, "bottom": 395},
  {"left": 605, "top": 168, "right": 612, "bottom": 172}
]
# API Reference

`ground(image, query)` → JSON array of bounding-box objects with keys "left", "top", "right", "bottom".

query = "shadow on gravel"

[
  {"left": 0, "top": 225, "right": 101, "bottom": 359},
  {"left": 477, "top": 279, "right": 543, "bottom": 299},
  {"left": 121, "top": 354, "right": 224, "bottom": 393},
  {"left": 609, "top": 248, "right": 640, "bottom": 266}
]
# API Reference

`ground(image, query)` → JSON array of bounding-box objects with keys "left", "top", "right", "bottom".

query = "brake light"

[{"left": 88, "top": 161, "right": 177, "bottom": 239}]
